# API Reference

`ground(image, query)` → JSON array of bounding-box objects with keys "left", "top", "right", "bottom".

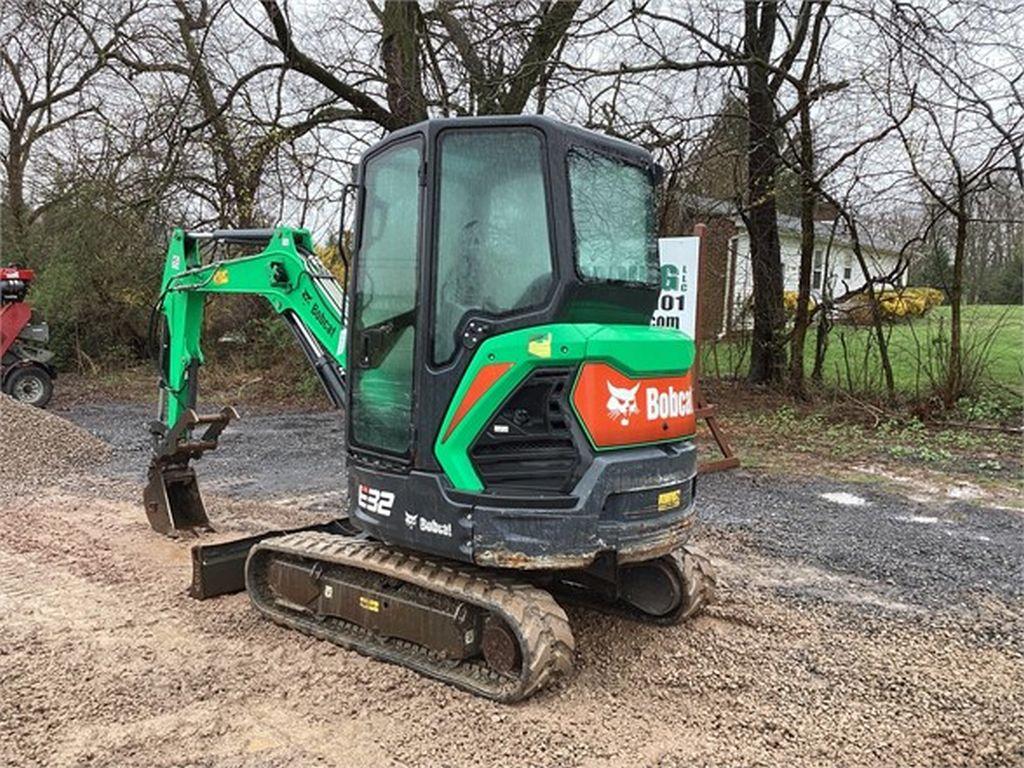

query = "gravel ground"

[
  {"left": 0, "top": 399, "right": 1020, "bottom": 767},
  {"left": 0, "top": 394, "right": 110, "bottom": 486}
]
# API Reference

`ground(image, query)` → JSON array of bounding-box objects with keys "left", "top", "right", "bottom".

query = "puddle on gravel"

[
  {"left": 897, "top": 514, "right": 942, "bottom": 524},
  {"left": 820, "top": 491, "right": 870, "bottom": 507}
]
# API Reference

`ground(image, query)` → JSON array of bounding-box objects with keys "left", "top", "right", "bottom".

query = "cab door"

[{"left": 349, "top": 137, "right": 422, "bottom": 457}]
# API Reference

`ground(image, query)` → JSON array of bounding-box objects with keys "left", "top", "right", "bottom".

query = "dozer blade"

[
  {"left": 144, "top": 461, "right": 212, "bottom": 535},
  {"left": 188, "top": 519, "right": 355, "bottom": 600}
]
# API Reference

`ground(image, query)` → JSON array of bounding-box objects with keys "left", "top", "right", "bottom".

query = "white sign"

[{"left": 652, "top": 237, "right": 700, "bottom": 339}]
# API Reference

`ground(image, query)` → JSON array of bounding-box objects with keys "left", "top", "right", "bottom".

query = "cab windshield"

[
  {"left": 567, "top": 147, "right": 658, "bottom": 286},
  {"left": 433, "top": 129, "right": 554, "bottom": 362}
]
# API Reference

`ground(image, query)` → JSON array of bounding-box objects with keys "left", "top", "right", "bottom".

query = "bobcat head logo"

[
  {"left": 404, "top": 512, "right": 418, "bottom": 529},
  {"left": 606, "top": 381, "right": 640, "bottom": 426}
]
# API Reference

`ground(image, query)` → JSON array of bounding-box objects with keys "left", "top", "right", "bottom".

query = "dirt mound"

[{"left": 0, "top": 394, "right": 111, "bottom": 484}]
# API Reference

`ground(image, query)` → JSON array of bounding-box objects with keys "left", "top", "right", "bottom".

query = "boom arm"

[{"left": 155, "top": 226, "right": 347, "bottom": 433}]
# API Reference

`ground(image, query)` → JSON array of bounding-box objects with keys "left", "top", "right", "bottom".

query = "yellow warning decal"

[
  {"left": 212, "top": 268, "right": 230, "bottom": 285},
  {"left": 358, "top": 596, "right": 380, "bottom": 613},
  {"left": 527, "top": 333, "right": 552, "bottom": 358},
  {"left": 657, "top": 489, "right": 682, "bottom": 512}
]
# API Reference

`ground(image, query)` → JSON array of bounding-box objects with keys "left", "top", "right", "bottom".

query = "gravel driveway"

[
  {"left": 1, "top": 399, "right": 1020, "bottom": 767},
  {"left": 64, "top": 401, "right": 1024, "bottom": 616}
]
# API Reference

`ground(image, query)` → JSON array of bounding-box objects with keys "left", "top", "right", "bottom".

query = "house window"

[
  {"left": 842, "top": 254, "right": 853, "bottom": 281},
  {"left": 812, "top": 249, "right": 823, "bottom": 290}
]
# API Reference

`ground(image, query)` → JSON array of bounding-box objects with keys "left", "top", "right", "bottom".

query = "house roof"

[{"left": 677, "top": 193, "right": 904, "bottom": 257}]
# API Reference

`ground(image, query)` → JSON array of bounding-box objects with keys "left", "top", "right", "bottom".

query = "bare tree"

[
  {"left": 881, "top": 2, "right": 1023, "bottom": 405},
  {"left": 107, "top": 0, "right": 363, "bottom": 227},
  {"left": 0, "top": 0, "right": 142, "bottom": 257},
  {"left": 775, "top": 0, "right": 833, "bottom": 397},
  {"left": 593, "top": 2, "right": 846, "bottom": 385},
  {"left": 740, "top": 1, "right": 790, "bottom": 385},
  {"left": 256, "top": 0, "right": 584, "bottom": 131}
]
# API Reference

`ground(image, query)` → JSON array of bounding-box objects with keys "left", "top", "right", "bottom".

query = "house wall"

[{"left": 725, "top": 230, "right": 905, "bottom": 332}]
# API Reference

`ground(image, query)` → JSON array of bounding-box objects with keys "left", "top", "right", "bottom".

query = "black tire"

[{"left": 4, "top": 364, "right": 54, "bottom": 408}]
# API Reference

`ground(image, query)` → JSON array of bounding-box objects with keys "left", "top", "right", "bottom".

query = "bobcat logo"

[
  {"left": 606, "top": 381, "right": 640, "bottom": 426},
  {"left": 404, "top": 512, "right": 418, "bottom": 529}
]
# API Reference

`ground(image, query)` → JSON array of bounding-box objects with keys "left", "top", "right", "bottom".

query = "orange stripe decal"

[{"left": 442, "top": 362, "right": 513, "bottom": 442}]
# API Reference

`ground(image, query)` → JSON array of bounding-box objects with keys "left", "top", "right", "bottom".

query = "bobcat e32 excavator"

[{"left": 145, "top": 115, "right": 715, "bottom": 702}]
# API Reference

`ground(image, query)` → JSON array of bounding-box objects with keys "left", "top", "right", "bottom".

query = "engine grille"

[{"left": 470, "top": 368, "right": 580, "bottom": 493}]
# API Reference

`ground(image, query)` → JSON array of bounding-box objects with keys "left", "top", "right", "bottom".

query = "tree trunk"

[
  {"left": 381, "top": 1, "right": 427, "bottom": 126},
  {"left": 811, "top": 311, "right": 830, "bottom": 383},
  {"left": 946, "top": 210, "right": 967, "bottom": 406},
  {"left": 744, "top": 3, "right": 786, "bottom": 385},
  {"left": 788, "top": 97, "right": 815, "bottom": 396},
  {"left": 847, "top": 218, "right": 896, "bottom": 401},
  {"left": 2, "top": 133, "right": 28, "bottom": 258},
  {"left": 175, "top": 4, "right": 252, "bottom": 226}
]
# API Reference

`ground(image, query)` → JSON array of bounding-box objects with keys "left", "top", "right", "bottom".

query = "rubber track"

[
  {"left": 673, "top": 546, "right": 717, "bottom": 624},
  {"left": 246, "top": 531, "right": 575, "bottom": 703},
  {"left": 553, "top": 546, "right": 717, "bottom": 627}
]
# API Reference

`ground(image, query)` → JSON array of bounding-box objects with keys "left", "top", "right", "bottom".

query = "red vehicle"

[{"left": 0, "top": 267, "right": 55, "bottom": 407}]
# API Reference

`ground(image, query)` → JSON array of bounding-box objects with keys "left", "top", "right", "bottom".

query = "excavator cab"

[{"left": 344, "top": 116, "right": 699, "bottom": 578}]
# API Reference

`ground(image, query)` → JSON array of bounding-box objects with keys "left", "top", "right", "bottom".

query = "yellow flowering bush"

[
  {"left": 783, "top": 291, "right": 817, "bottom": 316},
  {"left": 315, "top": 242, "right": 348, "bottom": 286},
  {"left": 841, "top": 287, "right": 945, "bottom": 324}
]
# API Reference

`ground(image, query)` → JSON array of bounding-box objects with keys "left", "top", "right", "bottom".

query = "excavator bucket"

[
  {"left": 143, "top": 406, "right": 238, "bottom": 536},
  {"left": 143, "top": 461, "right": 211, "bottom": 535}
]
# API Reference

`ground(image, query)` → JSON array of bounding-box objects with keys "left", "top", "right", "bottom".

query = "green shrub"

[{"left": 19, "top": 184, "right": 165, "bottom": 369}]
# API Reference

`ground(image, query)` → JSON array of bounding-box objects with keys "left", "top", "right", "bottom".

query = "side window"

[
  {"left": 568, "top": 147, "right": 658, "bottom": 285},
  {"left": 350, "top": 140, "right": 421, "bottom": 455},
  {"left": 433, "top": 130, "right": 553, "bottom": 362}
]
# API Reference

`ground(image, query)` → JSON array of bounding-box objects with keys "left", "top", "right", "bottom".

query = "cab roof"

[{"left": 373, "top": 114, "right": 654, "bottom": 169}]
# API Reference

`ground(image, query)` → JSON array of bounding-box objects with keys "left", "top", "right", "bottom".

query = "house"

[{"left": 670, "top": 196, "right": 907, "bottom": 337}]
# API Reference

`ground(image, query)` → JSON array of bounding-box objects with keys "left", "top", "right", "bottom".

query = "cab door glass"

[
  {"left": 568, "top": 147, "right": 658, "bottom": 285},
  {"left": 351, "top": 139, "right": 422, "bottom": 455}
]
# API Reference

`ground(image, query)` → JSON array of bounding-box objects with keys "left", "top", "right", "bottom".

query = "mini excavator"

[{"left": 144, "top": 116, "right": 714, "bottom": 702}]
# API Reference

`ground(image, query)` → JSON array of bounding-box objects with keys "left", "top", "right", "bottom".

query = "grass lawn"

[{"left": 702, "top": 304, "right": 1023, "bottom": 400}]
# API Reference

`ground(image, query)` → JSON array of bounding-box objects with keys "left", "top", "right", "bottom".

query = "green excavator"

[{"left": 144, "top": 116, "right": 714, "bottom": 702}]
